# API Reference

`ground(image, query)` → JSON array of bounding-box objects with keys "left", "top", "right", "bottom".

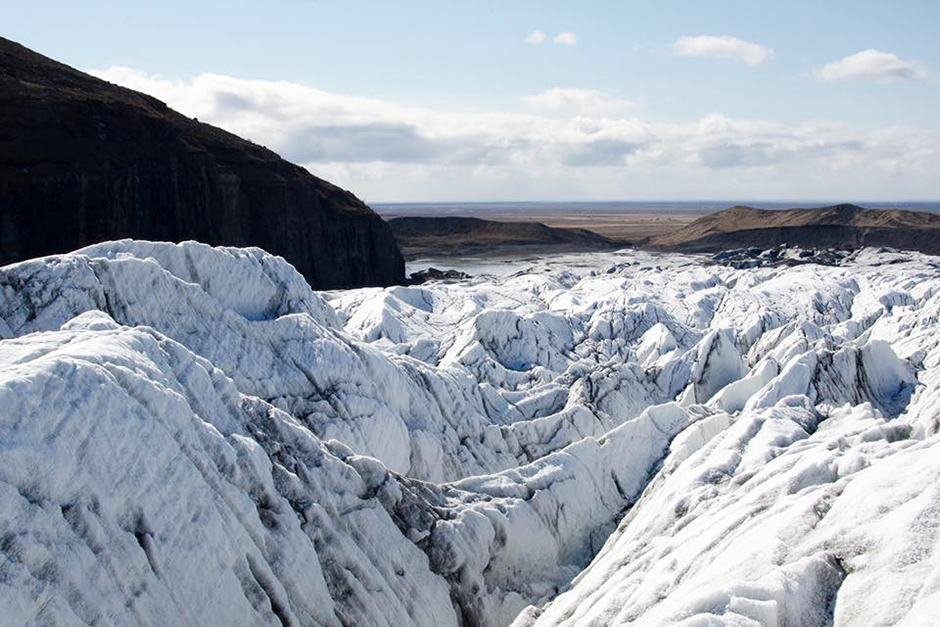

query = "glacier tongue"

[{"left": 2, "top": 242, "right": 940, "bottom": 626}]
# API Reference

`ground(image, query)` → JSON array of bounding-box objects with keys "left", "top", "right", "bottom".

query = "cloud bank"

[
  {"left": 815, "top": 49, "right": 928, "bottom": 82},
  {"left": 553, "top": 32, "right": 577, "bottom": 46},
  {"left": 89, "top": 66, "right": 939, "bottom": 202},
  {"left": 673, "top": 35, "right": 774, "bottom": 65}
]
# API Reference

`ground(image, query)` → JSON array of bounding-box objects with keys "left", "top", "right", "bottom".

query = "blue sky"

[{"left": 5, "top": 1, "right": 940, "bottom": 202}]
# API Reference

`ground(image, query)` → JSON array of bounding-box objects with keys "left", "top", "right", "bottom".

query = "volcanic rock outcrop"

[{"left": 0, "top": 37, "right": 403, "bottom": 288}]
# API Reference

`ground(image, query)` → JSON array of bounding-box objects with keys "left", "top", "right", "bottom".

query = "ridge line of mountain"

[{"left": 0, "top": 36, "right": 405, "bottom": 289}]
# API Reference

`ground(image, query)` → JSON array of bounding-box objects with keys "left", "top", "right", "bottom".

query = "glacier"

[{"left": 1, "top": 240, "right": 939, "bottom": 626}]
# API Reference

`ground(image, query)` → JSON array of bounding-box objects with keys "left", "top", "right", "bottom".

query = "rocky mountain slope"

[
  {"left": 2, "top": 242, "right": 940, "bottom": 626},
  {"left": 648, "top": 203, "right": 940, "bottom": 255},
  {"left": 388, "top": 216, "right": 619, "bottom": 258},
  {"left": 0, "top": 37, "right": 403, "bottom": 288}
]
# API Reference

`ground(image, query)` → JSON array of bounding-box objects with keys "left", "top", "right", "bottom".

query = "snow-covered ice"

[{"left": 2, "top": 241, "right": 940, "bottom": 626}]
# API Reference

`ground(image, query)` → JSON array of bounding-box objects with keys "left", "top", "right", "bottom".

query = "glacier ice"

[{"left": 2, "top": 242, "right": 940, "bottom": 626}]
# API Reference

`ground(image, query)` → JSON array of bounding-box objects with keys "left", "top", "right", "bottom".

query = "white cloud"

[
  {"left": 88, "top": 66, "right": 940, "bottom": 202},
  {"left": 815, "top": 49, "right": 928, "bottom": 82},
  {"left": 553, "top": 32, "right": 577, "bottom": 46},
  {"left": 673, "top": 35, "right": 774, "bottom": 65},
  {"left": 524, "top": 30, "right": 546, "bottom": 45},
  {"left": 524, "top": 88, "right": 641, "bottom": 116}
]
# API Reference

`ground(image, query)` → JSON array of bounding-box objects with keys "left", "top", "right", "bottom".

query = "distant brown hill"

[
  {"left": 0, "top": 37, "right": 403, "bottom": 288},
  {"left": 647, "top": 204, "right": 940, "bottom": 255},
  {"left": 388, "top": 216, "right": 620, "bottom": 258}
]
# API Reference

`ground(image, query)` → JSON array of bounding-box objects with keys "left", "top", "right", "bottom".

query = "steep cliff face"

[{"left": 0, "top": 37, "right": 404, "bottom": 288}]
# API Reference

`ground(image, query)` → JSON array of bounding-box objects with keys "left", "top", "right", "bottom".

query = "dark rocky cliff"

[{"left": 0, "top": 37, "right": 404, "bottom": 288}]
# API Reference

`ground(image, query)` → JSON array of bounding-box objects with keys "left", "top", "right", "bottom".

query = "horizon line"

[{"left": 370, "top": 199, "right": 940, "bottom": 206}]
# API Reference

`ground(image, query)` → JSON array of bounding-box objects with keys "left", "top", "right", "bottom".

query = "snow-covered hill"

[{"left": 2, "top": 241, "right": 939, "bottom": 626}]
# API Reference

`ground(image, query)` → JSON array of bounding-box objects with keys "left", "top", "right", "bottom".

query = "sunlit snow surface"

[{"left": 2, "top": 241, "right": 940, "bottom": 626}]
